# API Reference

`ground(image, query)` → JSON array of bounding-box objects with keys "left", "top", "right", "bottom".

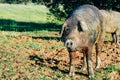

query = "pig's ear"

[
  {"left": 77, "top": 21, "right": 83, "bottom": 31},
  {"left": 60, "top": 22, "right": 67, "bottom": 36},
  {"left": 77, "top": 21, "right": 88, "bottom": 31},
  {"left": 80, "top": 21, "right": 88, "bottom": 31}
]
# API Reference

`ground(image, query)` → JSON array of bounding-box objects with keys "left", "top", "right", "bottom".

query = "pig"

[
  {"left": 61, "top": 4, "right": 103, "bottom": 78},
  {"left": 100, "top": 10, "right": 120, "bottom": 45}
]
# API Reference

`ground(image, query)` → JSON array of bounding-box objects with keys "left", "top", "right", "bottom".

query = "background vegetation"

[{"left": 0, "top": 0, "right": 120, "bottom": 20}]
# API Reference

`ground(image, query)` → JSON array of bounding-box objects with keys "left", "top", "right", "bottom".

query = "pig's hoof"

[
  {"left": 81, "top": 67, "right": 87, "bottom": 71},
  {"left": 69, "top": 72, "right": 75, "bottom": 76},
  {"left": 95, "top": 65, "right": 100, "bottom": 69},
  {"left": 88, "top": 75, "right": 94, "bottom": 79}
]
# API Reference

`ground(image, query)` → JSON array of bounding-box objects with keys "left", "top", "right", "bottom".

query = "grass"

[
  {"left": 0, "top": 31, "right": 65, "bottom": 80},
  {"left": 0, "top": 3, "right": 49, "bottom": 23},
  {"left": 102, "top": 65, "right": 120, "bottom": 80},
  {"left": 0, "top": 3, "right": 62, "bottom": 32},
  {"left": 0, "top": 3, "right": 63, "bottom": 80},
  {"left": 104, "top": 65, "right": 120, "bottom": 74},
  {"left": 24, "top": 39, "right": 43, "bottom": 50},
  {"left": 95, "top": 65, "right": 120, "bottom": 80},
  {"left": 0, "top": 3, "right": 119, "bottom": 80}
]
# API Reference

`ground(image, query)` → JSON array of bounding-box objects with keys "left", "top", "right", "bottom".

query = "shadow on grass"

[
  {"left": 32, "top": 36, "right": 60, "bottom": 41},
  {"left": 0, "top": 19, "right": 61, "bottom": 32},
  {"left": 29, "top": 54, "right": 88, "bottom": 78}
]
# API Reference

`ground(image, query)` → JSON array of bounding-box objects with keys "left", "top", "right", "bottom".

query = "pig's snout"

[{"left": 65, "top": 39, "right": 76, "bottom": 50}]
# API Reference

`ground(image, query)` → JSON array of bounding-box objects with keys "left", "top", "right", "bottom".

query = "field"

[{"left": 0, "top": 3, "right": 120, "bottom": 80}]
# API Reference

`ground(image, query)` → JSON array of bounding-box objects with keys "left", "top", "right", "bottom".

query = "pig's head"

[{"left": 61, "top": 17, "right": 89, "bottom": 51}]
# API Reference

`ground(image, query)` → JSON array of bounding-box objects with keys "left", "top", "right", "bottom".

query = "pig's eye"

[{"left": 65, "top": 28, "right": 70, "bottom": 34}]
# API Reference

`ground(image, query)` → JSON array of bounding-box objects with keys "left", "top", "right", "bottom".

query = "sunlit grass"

[
  {"left": 0, "top": 3, "right": 62, "bottom": 32},
  {"left": 0, "top": 3, "right": 49, "bottom": 23}
]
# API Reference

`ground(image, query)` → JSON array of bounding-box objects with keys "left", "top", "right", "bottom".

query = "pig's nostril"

[
  {"left": 70, "top": 42, "right": 73, "bottom": 46},
  {"left": 66, "top": 42, "right": 69, "bottom": 46}
]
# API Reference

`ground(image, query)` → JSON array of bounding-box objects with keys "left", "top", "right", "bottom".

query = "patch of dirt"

[{"left": 0, "top": 31, "right": 120, "bottom": 80}]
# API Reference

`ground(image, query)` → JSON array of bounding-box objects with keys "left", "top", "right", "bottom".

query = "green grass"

[
  {"left": 0, "top": 3, "right": 63, "bottom": 80},
  {"left": 104, "top": 65, "right": 120, "bottom": 74},
  {"left": 0, "top": 3, "right": 49, "bottom": 23},
  {"left": 0, "top": 3, "right": 62, "bottom": 32},
  {"left": 24, "top": 39, "right": 43, "bottom": 50},
  {"left": 40, "top": 77, "right": 51, "bottom": 80},
  {"left": 95, "top": 65, "right": 120, "bottom": 80},
  {"left": 100, "top": 65, "right": 118, "bottom": 80}
]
